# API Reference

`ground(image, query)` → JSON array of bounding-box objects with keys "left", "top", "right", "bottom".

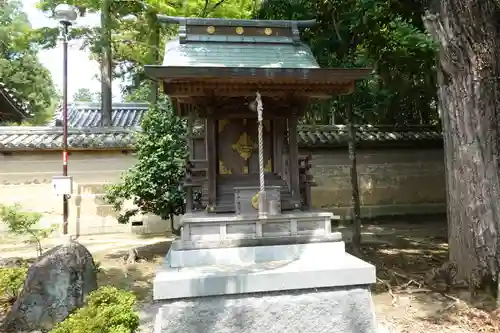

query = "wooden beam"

[{"left": 163, "top": 82, "right": 354, "bottom": 98}]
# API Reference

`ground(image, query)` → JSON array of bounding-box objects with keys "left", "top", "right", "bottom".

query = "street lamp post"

[{"left": 54, "top": 4, "right": 78, "bottom": 235}]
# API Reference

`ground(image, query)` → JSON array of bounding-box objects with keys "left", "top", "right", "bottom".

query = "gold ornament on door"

[{"left": 232, "top": 132, "right": 256, "bottom": 160}]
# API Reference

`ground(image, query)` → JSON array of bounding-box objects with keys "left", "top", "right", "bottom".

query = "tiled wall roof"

[
  {"left": 0, "top": 127, "right": 137, "bottom": 151},
  {"left": 0, "top": 102, "right": 442, "bottom": 151},
  {"left": 0, "top": 82, "right": 32, "bottom": 122},
  {"left": 0, "top": 125, "right": 442, "bottom": 151},
  {"left": 51, "top": 102, "right": 148, "bottom": 128},
  {"left": 297, "top": 125, "right": 442, "bottom": 148}
]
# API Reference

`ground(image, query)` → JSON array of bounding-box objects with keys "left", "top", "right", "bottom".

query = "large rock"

[{"left": 0, "top": 240, "right": 97, "bottom": 333}]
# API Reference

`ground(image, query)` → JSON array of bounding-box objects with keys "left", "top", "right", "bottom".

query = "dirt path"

[{"left": 2, "top": 218, "right": 499, "bottom": 333}]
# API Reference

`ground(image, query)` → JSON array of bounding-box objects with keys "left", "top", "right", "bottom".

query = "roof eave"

[
  {"left": 0, "top": 89, "right": 30, "bottom": 122},
  {"left": 144, "top": 66, "right": 372, "bottom": 84},
  {"left": 157, "top": 15, "right": 317, "bottom": 29}
]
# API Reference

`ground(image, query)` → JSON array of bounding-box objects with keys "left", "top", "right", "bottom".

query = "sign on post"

[{"left": 52, "top": 176, "right": 73, "bottom": 195}]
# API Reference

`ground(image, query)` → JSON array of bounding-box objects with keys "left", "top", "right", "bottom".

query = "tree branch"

[
  {"left": 210, "top": 0, "right": 226, "bottom": 15},
  {"left": 201, "top": 0, "right": 210, "bottom": 17}
]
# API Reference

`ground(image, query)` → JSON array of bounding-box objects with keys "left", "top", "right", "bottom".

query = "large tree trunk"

[
  {"left": 347, "top": 101, "right": 362, "bottom": 253},
  {"left": 423, "top": 0, "right": 500, "bottom": 289},
  {"left": 146, "top": 9, "right": 159, "bottom": 105},
  {"left": 100, "top": 0, "right": 112, "bottom": 126}
]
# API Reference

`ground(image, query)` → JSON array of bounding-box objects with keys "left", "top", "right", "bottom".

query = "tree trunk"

[
  {"left": 100, "top": 0, "right": 112, "bottom": 126},
  {"left": 347, "top": 101, "right": 362, "bottom": 254},
  {"left": 146, "top": 9, "right": 159, "bottom": 105},
  {"left": 423, "top": 0, "right": 500, "bottom": 290}
]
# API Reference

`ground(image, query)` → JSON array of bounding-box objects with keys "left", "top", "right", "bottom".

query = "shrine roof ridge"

[{"left": 157, "top": 15, "right": 317, "bottom": 29}]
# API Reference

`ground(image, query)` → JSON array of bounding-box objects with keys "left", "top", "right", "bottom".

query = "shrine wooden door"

[{"left": 217, "top": 118, "right": 273, "bottom": 175}]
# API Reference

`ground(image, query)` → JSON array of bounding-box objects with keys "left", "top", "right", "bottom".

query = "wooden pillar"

[
  {"left": 272, "top": 119, "right": 284, "bottom": 176},
  {"left": 288, "top": 115, "right": 300, "bottom": 206},
  {"left": 205, "top": 115, "right": 217, "bottom": 211},
  {"left": 185, "top": 112, "right": 194, "bottom": 213},
  {"left": 187, "top": 111, "right": 194, "bottom": 159}
]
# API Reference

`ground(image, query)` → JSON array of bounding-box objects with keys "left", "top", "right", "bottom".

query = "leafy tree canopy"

[
  {"left": 0, "top": 0, "right": 57, "bottom": 124},
  {"left": 259, "top": 0, "right": 438, "bottom": 126},
  {"left": 104, "top": 97, "right": 187, "bottom": 224},
  {"left": 35, "top": 0, "right": 259, "bottom": 96},
  {"left": 72, "top": 87, "right": 99, "bottom": 102}
]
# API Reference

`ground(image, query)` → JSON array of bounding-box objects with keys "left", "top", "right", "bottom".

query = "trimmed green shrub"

[
  {"left": 50, "top": 286, "right": 139, "bottom": 333},
  {"left": 0, "top": 267, "right": 28, "bottom": 312}
]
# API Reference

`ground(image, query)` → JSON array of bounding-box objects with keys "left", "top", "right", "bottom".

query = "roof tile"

[
  {"left": 163, "top": 40, "right": 319, "bottom": 69},
  {"left": 0, "top": 127, "right": 137, "bottom": 150},
  {"left": 52, "top": 102, "right": 148, "bottom": 128},
  {"left": 0, "top": 82, "right": 32, "bottom": 122}
]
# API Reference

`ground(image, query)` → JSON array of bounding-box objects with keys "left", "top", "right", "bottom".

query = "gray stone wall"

[{"left": 304, "top": 147, "right": 446, "bottom": 218}]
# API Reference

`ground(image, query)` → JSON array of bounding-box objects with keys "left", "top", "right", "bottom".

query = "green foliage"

[
  {"left": 49, "top": 286, "right": 139, "bottom": 333},
  {"left": 0, "top": 267, "right": 27, "bottom": 312},
  {"left": 0, "top": 204, "right": 55, "bottom": 257},
  {"left": 72, "top": 88, "right": 100, "bottom": 102},
  {"left": 259, "top": 0, "right": 438, "bottom": 126},
  {"left": 0, "top": 0, "right": 57, "bottom": 124},
  {"left": 104, "top": 97, "right": 187, "bottom": 223},
  {"left": 122, "top": 82, "right": 150, "bottom": 102},
  {"left": 35, "top": 0, "right": 258, "bottom": 93}
]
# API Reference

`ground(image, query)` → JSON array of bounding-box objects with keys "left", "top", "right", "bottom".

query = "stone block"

[
  {"left": 169, "top": 241, "right": 346, "bottom": 268},
  {"left": 227, "top": 223, "right": 256, "bottom": 235},
  {"left": 153, "top": 286, "right": 377, "bottom": 333},
  {"left": 262, "top": 221, "right": 290, "bottom": 235},
  {"left": 153, "top": 248, "right": 375, "bottom": 300}
]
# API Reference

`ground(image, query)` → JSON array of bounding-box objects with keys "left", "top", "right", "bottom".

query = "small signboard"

[{"left": 52, "top": 176, "right": 73, "bottom": 195}]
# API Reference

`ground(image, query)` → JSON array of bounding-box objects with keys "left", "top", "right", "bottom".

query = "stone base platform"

[
  {"left": 153, "top": 241, "right": 375, "bottom": 300},
  {"left": 153, "top": 209, "right": 377, "bottom": 332},
  {"left": 153, "top": 286, "right": 378, "bottom": 333},
  {"left": 179, "top": 210, "right": 337, "bottom": 246}
]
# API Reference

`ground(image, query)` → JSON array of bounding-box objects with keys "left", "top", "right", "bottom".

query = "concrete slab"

[
  {"left": 169, "top": 240, "right": 346, "bottom": 268},
  {"left": 152, "top": 286, "right": 377, "bottom": 333},
  {"left": 153, "top": 250, "right": 375, "bottom": 300}
]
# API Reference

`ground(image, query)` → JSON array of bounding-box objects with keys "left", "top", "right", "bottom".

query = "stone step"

[
  {"left": 169, "top": 240, "right": 346, "bottom": 268},
  {"left": 153, "top": 244, "right": 375, "bottom": 300}
]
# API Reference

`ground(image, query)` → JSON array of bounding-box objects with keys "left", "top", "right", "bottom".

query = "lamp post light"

[{"left": 54, "top": 4, "right": 78, "bottom": 235}]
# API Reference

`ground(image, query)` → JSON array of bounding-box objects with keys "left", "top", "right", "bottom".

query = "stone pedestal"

[
  {"left": 153, "top": 287, "right": 377, "bottom": 333},
  {"left": 152, "top": 211, "right": 378, "bottom": 332}
]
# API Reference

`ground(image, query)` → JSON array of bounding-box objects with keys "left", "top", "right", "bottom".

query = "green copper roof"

[
  {"left": 159, "top": 16, "right": 320, "bottom": 69},
  {"left": 162, "top": 40, "right": 319, "bottom": 68}
]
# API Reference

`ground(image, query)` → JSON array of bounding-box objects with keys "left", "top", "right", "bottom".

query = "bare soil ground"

[{"left": 1, "top": 216, "right": 500, "bottom": 333}]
